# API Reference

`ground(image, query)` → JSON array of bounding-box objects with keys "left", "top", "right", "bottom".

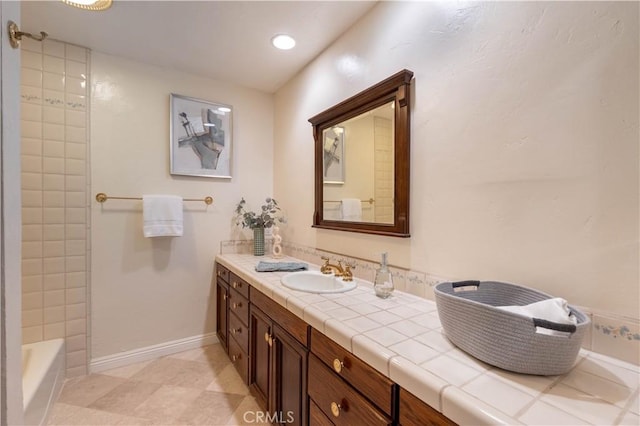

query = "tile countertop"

[{"left": 216, "top": 254, "right": 640, "bottom": 425}]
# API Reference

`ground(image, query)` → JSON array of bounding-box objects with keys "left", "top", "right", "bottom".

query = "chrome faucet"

[{"left": 320, "top": 256, "right": 355, "bottom": 281}]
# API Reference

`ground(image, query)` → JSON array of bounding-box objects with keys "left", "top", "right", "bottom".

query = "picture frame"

[
  {"left": 322, "top": 126, "right": 344, "bottom": 184},
  {"left": 170, "top": 93, "right": 232, "bottom": 178}
]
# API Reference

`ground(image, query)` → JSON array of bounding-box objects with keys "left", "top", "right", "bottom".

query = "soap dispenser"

[{"left": 374, "top": 252, "right": 394, "bottom": 298}]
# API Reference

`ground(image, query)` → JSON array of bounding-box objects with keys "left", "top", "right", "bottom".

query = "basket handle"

[
  {"left": 451, "top": 280, "right": 480, "bottom": 289},
  {"left": 533, "top": 318, "right": 577, "bottom": 333}
]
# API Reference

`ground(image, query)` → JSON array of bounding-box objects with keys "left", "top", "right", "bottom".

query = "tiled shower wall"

[
  {"left": 20, "top": 38, "right": 90, "bottom": 377},
  {"left": 374, "top": 116, "right": 393, "bottom": 223}
]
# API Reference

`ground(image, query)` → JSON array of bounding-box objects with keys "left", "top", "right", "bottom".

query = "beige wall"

[
  {"left": 274, "top": 1, "right": 639, "bottom": 318},
  {"left": 91, "top": 52, "right": 274, "bottom": 358}
]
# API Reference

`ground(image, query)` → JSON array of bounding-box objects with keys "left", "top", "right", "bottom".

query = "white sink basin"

[{"left": 281, "top": 271, "right": 357, "bottom": 294}]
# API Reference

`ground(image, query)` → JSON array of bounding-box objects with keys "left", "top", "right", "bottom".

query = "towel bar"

[
  {"left": 95, "top": 192, "right": 213, "bottom": 205},
  {"left": 323, "top": 198, "right": 374, "bottom": 205}
]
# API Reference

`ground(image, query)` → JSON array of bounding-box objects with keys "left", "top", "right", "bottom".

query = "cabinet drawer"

[
  {"left": 215, "top": 263, "right": 230, "bottom": 283},
  {"left": 229, "top": 288, "right": 249, "bottom": 326},
  {"left": 228, "top": 333, "right": 249, "bottom": 384},
  {"left": 229, "top": 272, "right": 250, "bottom": 299},
  {"left": 309, "top": 398, "right": 334, "bottom": 426},
  {"left": 228, "top": 310, "right": 249, "bottom": 354},
  {"left": 399, "top": 388, "right": 456, "bottom": 426},
  {"left": 311, "top": 328, "right": 395, "bottom": 416},
  {"left": 308, "top": 354, "right": 391, "bottom": 426},
  {"left": 252, "top": 289, "right": 308, "bottom": 346}
]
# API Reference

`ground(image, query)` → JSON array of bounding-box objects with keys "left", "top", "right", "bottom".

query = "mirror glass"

[
  {"left": 322, "top": 102, "right": 394, "bottom": 224},
  {"left": 309, "top": 69, "right": 413, "bottom": 237}
]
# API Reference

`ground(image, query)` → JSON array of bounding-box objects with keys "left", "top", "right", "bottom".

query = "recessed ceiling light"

[
  {"left": 271, "top": 34, "right": 296, "bottom": 50},
  {"left": 61, "top": 0, "right": 112, "bottom": 11}
]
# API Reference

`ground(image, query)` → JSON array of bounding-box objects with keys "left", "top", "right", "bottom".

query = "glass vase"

[{"left": 253, "top": 227, "right": 265, "bottom": 256}]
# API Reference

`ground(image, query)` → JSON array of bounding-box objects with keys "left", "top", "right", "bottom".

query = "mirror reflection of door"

[{"left": 322, "top": 102, "right": 394, "bottom": 224}]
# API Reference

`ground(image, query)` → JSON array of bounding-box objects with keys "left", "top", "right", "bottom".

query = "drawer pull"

[
  {"left": 231, "top": 354, "right": 241, "bottom": 362},
  {"left": 231, "top": 302, "right": 242, "bottom": 309},
  {"left": 332, "top": 358, "right": 344, "bottom": 373},
  {"left": 231, "top": 327, "right": 242, "bottom": 335},
  {"left": 264, "top": 332, "right": 270, "bottom": 343},
  {"left": 232, "top": 281, "right": 241, "bottom": 289},
  {"left": 222, "top": 294, "right": 228, "bottom": 300},
  {"left": 330, "top": 402, "right": 341, "bottom": 417}
]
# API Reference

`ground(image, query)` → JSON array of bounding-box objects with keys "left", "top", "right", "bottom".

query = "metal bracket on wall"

[{"left": 7, "top": 21, "right": 47, "bottom": 49}]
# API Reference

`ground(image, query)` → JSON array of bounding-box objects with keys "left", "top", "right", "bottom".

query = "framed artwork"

[
  {"left": 322, "top": 126, "right": 344, "bottom": 184},
  {"left": 170, "top": 93, "right": 232, "bottom": 178}
]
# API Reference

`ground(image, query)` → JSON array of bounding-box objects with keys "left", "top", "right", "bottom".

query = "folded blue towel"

[{"left": 255, "top": 261, "right": 308, "bottom": 272}]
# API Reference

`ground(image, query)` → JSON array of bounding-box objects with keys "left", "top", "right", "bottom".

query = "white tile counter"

[{"left": 216, "top": 253, "right": 640, "bottom": 425}]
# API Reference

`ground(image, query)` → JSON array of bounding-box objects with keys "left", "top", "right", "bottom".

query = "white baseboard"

[{"left": 90, "top": 332, "right": 218, "bottom": 373}]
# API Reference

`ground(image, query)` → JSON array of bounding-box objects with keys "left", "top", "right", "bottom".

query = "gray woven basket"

[{"left": 434, "top": 281, "right": 590, "bottom": 375}]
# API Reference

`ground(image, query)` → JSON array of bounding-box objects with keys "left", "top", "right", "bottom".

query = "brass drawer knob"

[
  {"left": 222, "top": 294, "right": 228, "bottom": 300},
  {"left": 333, "top": 358, "right": 344, "bottom": 373},
  {"left": 330, "top": 402, "right": 341, "bottom": 417},
  {"left": 231, "top": 354, "right": 241, "bottom": 362},
  {"left": 231, "top": 328, "right": 242, "bottom": 335},
  {"left": 264, "top": 332, "right": 270, "bottom": 343},
  {"left": 231, "top": 302, "right": 242, "bottom": 309},
  {"left": 232, "top": 281, "right": 241, "bottom": 289}
]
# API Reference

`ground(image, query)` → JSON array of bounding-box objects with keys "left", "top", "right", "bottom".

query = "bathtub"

[{"left": 22, "top": 339, "right": 65, "bottom": 426}]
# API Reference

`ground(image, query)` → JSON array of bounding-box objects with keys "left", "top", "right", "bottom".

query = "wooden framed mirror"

[{"left": 309, "top": 69, "right": 413, "bottom": 237}]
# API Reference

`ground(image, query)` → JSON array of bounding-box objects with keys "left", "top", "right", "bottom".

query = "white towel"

[
  {"left": 497, "top": 298, "right": 577, "bottom": 325},
  {"left": 341, "top": 198, "right": 362, "bottom": 221},
  {"left": 143, "top": 195, "right": 183, "bottom": 237}
]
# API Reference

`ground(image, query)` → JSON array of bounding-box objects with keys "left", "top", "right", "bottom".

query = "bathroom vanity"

[
  {"left": 215, "top": 259, "right": 453, "bottom": 425},
  {"left": 215, "top": 254, "right": 639, "bottom": 426}
]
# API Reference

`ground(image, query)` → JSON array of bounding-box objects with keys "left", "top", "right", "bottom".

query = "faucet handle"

[{"left": 343, "top": 264, "right": 355, "bottom": 281}]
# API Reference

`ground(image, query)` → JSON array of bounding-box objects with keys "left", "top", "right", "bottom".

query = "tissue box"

[{"left": 434, "top": 280, "right": 590, "bottom": 375}]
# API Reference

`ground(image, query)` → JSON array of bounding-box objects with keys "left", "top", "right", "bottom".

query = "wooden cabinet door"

[
  {"left": 272, "top": 324, "right": 308, "bottom": 426},
  {"left": 249, "top": 305, "right": 271, "bottom": 409},
  {"left": 216, "top": 278, "right": 229, "bottom": 352}
]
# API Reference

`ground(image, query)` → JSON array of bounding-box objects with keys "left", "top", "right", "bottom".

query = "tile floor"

[{"left": 48, "top": 344, "right": 267, "bottom": 425}]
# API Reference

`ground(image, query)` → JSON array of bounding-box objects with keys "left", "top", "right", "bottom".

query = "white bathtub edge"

[{"left": 22, "top": 338, "right": 65, "bottom": 426}]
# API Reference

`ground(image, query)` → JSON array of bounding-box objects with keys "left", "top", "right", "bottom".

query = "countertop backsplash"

[{"left": 220, "top": 239, "right": 639, "bottom": 366}]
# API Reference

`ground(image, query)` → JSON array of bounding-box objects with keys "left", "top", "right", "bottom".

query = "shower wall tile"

[
  {"left": 44, "top": 224, "right": 65, "bottom": 241},
  {"left": 22, "top": 138, "right": 42, "bottom": 156},
  {"left": 44, "top": 306, "right": 65, "bottom": 324},
  {"left": 22, "top": 102, "right": 42, "bottom": 121},
  {"left": 43, "top": 40, "right": 65, "bottom": 58},
  {"left": 22, "top": 38, "right": 42, "bottom": 53},
  {"left": 44, "top": 289, "right": 65, "bottom": 307},
  {"left": 23, "top": 292, "right": 43, "bottom": 310},
  {"left": 43, "top": 55, "right": 65, "bottom": 74},
  {"left": 43, "top": 141, "right": 65, "bottom": 158},
  {"left": 21, "top": 41, "right": 90, "bottom": 375},
  {"left": 43, "top": 122, "right": 65, "bottom": 140},
  {"left": 44, "top": 323, "right": 65, "bottom": 340},
  {"left": 65, "top": 44, "right": 86, "bottom": 63},
  {"left": 22, "top": 50, "right": 42, "bottom": 70},
  {"left": 23, "top": 326, "right": 43, "bottom": 344},
  {"left": 21, "top": 120, "right": 42, "bottom": 139},
  {"left": 44, "top": 274, "right": 65, "bottom": 291},
  {"left": 66, "top": 126, "right": 86, "bottom": 143},
  {"left": 66, "top": 111, "right": 86, "bottom": 128},
  {"left": 43, "top": 106, "right": 65, "bottom": 124},
  {"left": 43, "top": 72, "right": 65, "bottom": 92},
  {"left": 22, "top": 276, "right": 43, "bottom": 294}
]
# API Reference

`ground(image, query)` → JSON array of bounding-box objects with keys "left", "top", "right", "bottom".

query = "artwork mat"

[
  {"left": 322, "top": 126, "right": 345, "bottom": 184},
  {"left": 170, "top": 93, "right": 233, "bottom": 178}
]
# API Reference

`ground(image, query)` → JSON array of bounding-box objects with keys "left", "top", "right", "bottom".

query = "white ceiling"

[{"left": 21, "top": 1, "right": 377, "bottom": 93}]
